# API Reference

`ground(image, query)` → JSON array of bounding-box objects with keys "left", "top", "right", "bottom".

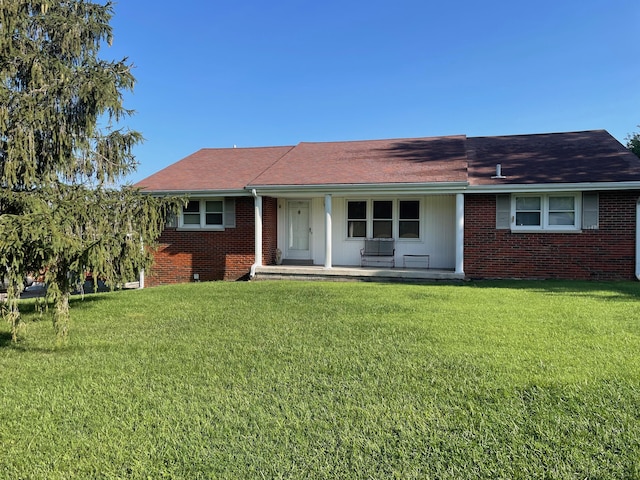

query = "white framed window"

[
  {"left": 347, "top": 200, "right": 367, "bottom": 238},
  {"left": 373, "top": 200, "right": 393, "bottom": 238},
  {"left": 511, "top": 193, "right": 581, "bottom": 231},
  {"left": 346, "top": 199, "right": 421, "bottom": 239},
  {"left": 179, "top": 198, "right": 235, "bottom": 230},
  {"left": 399, "top": 200, "right": 420, "bottom": 239}
]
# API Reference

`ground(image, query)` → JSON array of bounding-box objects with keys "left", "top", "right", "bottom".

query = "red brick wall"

[
  {"left": 263, "top": 196, "right": 278, "bottom": 266},
  {"left": 464, "top": 191, "right": 639, "bottom": 280},
  {"left": 146, "top": 196, "right": 278, "bottom": 286}
]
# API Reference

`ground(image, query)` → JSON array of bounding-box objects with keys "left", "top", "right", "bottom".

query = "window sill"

[
  {"left": 510, "top": 229, "right": 583, "bottom": 234},
  {"left": 177, "top": 227, "right": 225, "bottom": 232}
]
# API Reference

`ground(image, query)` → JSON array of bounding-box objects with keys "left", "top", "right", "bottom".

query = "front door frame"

[{"left": 286, "top": 199, "right": 312, "bottom": 260}]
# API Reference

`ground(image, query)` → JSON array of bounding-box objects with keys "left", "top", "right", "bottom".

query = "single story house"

[{"left": 135, "top": 130, "right": 640, "bottom": 285}]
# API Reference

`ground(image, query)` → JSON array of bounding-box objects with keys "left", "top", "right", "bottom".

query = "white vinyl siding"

[{"left": 289, "top": 195, "right": 453, "bottom": 270}]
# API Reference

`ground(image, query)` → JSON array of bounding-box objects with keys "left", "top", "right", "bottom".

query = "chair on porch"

[{"left": 360, "top": 238, "right": 395, "bottom": 267}]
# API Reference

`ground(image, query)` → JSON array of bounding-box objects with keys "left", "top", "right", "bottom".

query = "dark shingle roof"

[
  {"left": 467, "top": 130, "right": 640, "bottom": 185},
  {"left": 249, "top": 136, "right": 467, "bottom": 186},
  {"left": 134, "top": 146, "right": 294, "bottom": 192},
  {"left": 135, "top": 130, "right": 640, "bottom": 192}
]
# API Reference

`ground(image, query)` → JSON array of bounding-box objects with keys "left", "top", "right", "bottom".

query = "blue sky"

[{"left": 106, "top": 0, "right": 640, "bottom": 184}]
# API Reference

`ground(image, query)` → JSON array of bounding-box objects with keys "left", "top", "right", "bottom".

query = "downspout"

[
  {"left": 636, "top": 199, "right": 640, "bottom": 280},
  {"left": 250, "top": 189, "right": 262, "bottom": 280}
]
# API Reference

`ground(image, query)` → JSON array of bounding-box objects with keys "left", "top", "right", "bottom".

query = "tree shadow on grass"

[
  {"left": 0, "top": 331, "right": 14, "bottom": 348},
  {"left": 464, "top": 280, "right": 640, "bottom": 302}
]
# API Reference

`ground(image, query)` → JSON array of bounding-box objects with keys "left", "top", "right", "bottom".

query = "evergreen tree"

[
  {"left": 626, "top": 129, "right": 640, "bottom": 159},
  {"left": 0, "top": 1, "right": 180, "bottom": 341}
]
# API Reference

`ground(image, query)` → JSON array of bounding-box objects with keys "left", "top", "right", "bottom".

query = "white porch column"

[
  {"left": 253, "top": 191, "right": 263, "bottom": 267},
  {"left": 455, "top": 193, "right": 464, "bottom": 275},
  {"left": 324, "top": 194, "right": 332, "bottom": 269}
]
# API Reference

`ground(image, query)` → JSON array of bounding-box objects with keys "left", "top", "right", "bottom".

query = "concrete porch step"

[
  {"left": 281, "top": 259, "right": 314, "bottom": 266},
  {"left": 254, "top": 265, "right": 465, "bottom": 283}
]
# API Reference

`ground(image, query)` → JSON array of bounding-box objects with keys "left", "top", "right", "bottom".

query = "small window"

[
  {"left": 548, "top": 196, "right": 575, "bottom": 226},
  {"left": 205, "top": 200, "right": 223, "bottom": 226},
  {"left": 347, "top": 201, "right": 367, "bottom": 238},
  {"left": 373, "top": 200, "right": 392, "bottom": 238},
  {"left": 180, "top": 198, "right": 232, "bottom": 229},
  {"left": 399, "top": 200, "right": 420, "bottom": 238},
  {"left": 183, "top": 201, "right": 201, "bottom": 225}
]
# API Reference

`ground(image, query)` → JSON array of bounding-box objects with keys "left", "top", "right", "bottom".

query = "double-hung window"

[
  {"left": 399, "top": 200, "right": 420, "bottom": 238},
  {"left": 179, "top": 198, "right": 234, "bottom": 229},
  {"left": 514, "top": 196, "right": 542, "bottom": 227},
  {"left": 511, "top": 194, "right": 580, "bottom": 231},
  {"left": 347, "top": 201, "right": 367, "bottom": 238},
  {"left": 372, "top": 200, "right": 393, "bottom": 238}
]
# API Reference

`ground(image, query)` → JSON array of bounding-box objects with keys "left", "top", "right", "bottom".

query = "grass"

[{"left": 0, "top": 280, "right": 639, "bottom": 479}]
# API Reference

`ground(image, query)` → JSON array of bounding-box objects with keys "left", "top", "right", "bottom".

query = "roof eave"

[
  {"left": 466, "top": 181, "right": 640, "bottom": 193},
  {"left": 137, "top": 188, "right": 251, "bottom": 197},
  {"left": 246, "top": 182, "right": 469, "bottom": 196}
]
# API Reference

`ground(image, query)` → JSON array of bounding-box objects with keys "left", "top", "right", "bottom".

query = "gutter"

[
  {"left": 246, "top": 181, "right": 468, "bottom": 197},
  {"left": 467, "top": 181, "right": 640, "bottom": 194},
  {"left": 136, "top": 189, "right": 250, "bottom": 197}
]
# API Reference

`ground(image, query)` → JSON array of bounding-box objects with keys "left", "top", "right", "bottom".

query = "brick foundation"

[{"left": 464, "top": 191, "right": 639, "bottom": 280}]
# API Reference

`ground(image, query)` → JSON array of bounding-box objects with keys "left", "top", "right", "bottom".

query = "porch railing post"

[
  {"left": 455, "top": 193, "right": 464, "bottom": 275},
  {"left": 324, "top": 194, "right": 332, "bottom": 269}
]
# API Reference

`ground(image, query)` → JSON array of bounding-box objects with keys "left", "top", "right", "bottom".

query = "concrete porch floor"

[{"left": 253, "top": 265, "right": 465, "bottom": 282}]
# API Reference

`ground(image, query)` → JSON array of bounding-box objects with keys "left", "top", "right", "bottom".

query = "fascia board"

[
  {"left": 246, "top": 182, "right": 469, "bottom": 196},
  {"left": 466, "top": 182, "right": 640, "bottom": 193},
  {"left": 137, "top": 181, "right": 640, "bottom": 197},
  {"left": 137, "top": 189, "right": 250, "bottom": 197}
]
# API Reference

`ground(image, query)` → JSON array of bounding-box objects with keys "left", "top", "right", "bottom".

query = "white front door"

[{"left": 287, "top": 200, "right": 311, "bottom": 259}]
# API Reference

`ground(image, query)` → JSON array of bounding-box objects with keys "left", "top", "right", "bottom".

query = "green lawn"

[{"left": 1, "top": 280, "right": 639, "bottom": 479}]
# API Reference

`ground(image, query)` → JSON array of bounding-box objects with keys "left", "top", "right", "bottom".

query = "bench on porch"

[{"left": 360, "top": 238, "right": 395, "bottom": 268}]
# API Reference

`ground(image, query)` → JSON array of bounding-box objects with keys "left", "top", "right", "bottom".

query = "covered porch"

[{"left": 250, "top": 189, "right": 466, "bottom": 280}]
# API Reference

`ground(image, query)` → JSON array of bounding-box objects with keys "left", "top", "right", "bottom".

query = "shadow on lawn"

[
  {"left": 0, "top": 331, "right": 14, "bottom": 348},
  {"left": 465, "top": 280, "right": 640, "bottom": 302}
]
